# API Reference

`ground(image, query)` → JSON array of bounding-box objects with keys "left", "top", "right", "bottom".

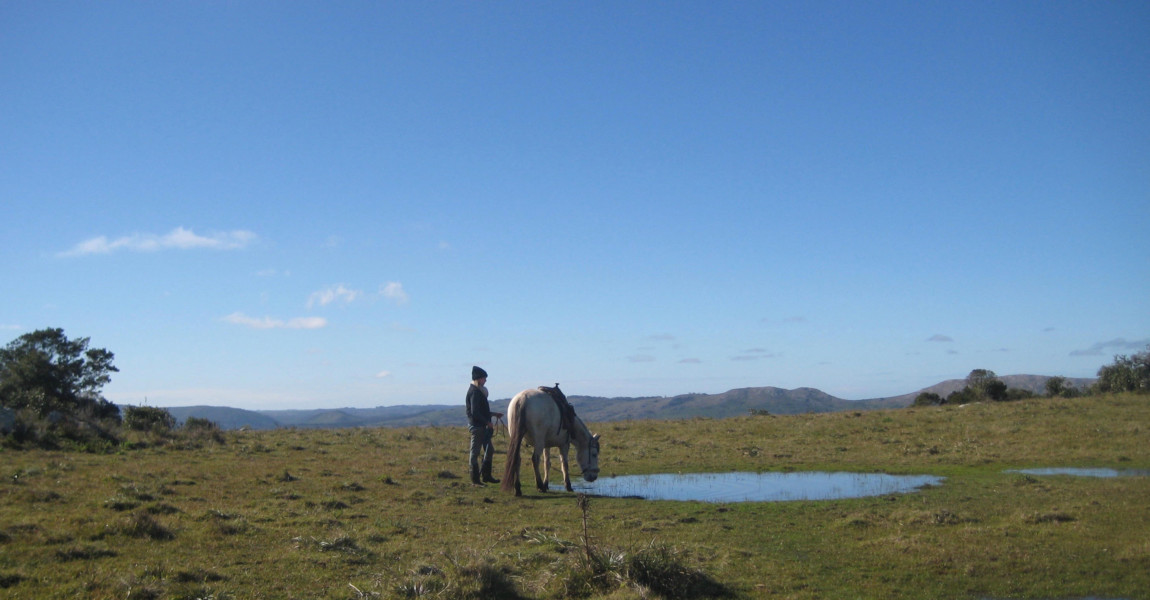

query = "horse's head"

[{"left": 577, "top": 432, "right": 601, "bottom": 482}]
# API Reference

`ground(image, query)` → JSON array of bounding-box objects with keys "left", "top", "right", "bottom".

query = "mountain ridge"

[{"left": 159, "top": 374, "right": 1095, "bottom": 430}]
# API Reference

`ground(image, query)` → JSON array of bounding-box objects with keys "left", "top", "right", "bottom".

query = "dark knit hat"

[{"left": 471, "top": 366, "right": 487, "bottom": 380}]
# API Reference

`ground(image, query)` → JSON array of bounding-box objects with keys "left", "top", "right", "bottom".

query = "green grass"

[{"left": 2, "top": 394, "right": 1148, "bottom": 599}]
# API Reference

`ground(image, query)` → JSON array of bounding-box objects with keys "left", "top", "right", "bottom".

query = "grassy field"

[{"left": 2, "top": 394, "right": 1148, "bottom": 599}]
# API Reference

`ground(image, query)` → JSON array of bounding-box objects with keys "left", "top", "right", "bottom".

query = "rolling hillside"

[{"left": 157, "top": 374, "right": 1095, "bottom": 430}]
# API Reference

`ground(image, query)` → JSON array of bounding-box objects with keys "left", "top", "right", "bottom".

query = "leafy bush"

[
  {"left": 1093, "top": 344, "right": 1150, "bottom": 394},
  {"left": 124, "top": 406, "right": 176, "bottom": 433},
  {"left": 913, "top": 392, "right": 943, "bottom": 406}
]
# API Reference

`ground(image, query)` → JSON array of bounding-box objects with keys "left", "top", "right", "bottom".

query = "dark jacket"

[{"left": 465, "top": 384, "right": 491, "bottom": 428}]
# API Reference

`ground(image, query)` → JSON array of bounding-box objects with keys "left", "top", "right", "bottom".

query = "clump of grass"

[
  {"left": 1024, "top": 510, "right": 1076, "bottom": 524},
  {"left": 174, "top": 567, "right": 227, "bottom": 583},
  {"left": 524, "top": 529, "right": 576, "bottom": 553},
  {"left": 201, "top": 509, "right": 249, "bottom": 536},
  {"left": 293, "top": 534, "right": 375, "bottom": 565},
  {"left": 120, "top": 512, "right": 175, "bottom": 540},
  {"left": 104, "top": 495, "right": 139, "bottom": 511},
  {"left": 623, "top": 541, "right": 734, "bottom": 599},
  {"left": 17, "top": 488, "right": 62, "bottom": 503},
  {"left": 529, "top": 495, "right": 733, "bottom": 599},
  {"left": 0, "top": 573, "right": 25, "bottom": 588},
  {"left": 170, "top": 585, "right": 234, "bottom": 600},
  {"left": 387, "top": 553, "right": 522, "bottom": 600},
  {"left": 55, "top": 544, "right": 117, "bottom": 561}
]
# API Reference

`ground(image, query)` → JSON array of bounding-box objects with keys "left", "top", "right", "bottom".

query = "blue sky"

[{"left": 2, "top": 2, "right": 1147, "bottom": 409}]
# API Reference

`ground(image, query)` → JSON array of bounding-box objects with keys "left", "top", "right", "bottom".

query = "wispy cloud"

[
  {"left": 731, "top": 349, "right": 778, "bottom": 361},
  {"left": 222, "top": 312, "right": 327, "bottom": 330},
  {"left": 380, "top": 282, "right": 409, "bottom": 305},
  {"left": 308, "top": 284, "right": 362, "bottom": 308},
  {"left": 627, "top": 354, "right": 656, "bottom": 363},
  {"left": 1070, "top": 338, "right": 1149, "bottom": 357},
  {"left": 927, "top": 334, "right": 954, "bottom": 342},
  {"left": 375, "top": 370, "right": 391, "bottom": 378},
  {"left": 60, "top": 227, "right": 256, "bottom": 256},
  {"left": 678, "top": 358, "right": 702, "bottom": 364},
  {"left": 1, "top": 324, "right": 23, "bottom": 332}
]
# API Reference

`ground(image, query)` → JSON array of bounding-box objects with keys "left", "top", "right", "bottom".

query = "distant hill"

[
  {"left": 165, "top": 406, "right": 280, "bottom": 430},
  {"left": 879, "top": 375, "right": 1098, "bottom": 406},
  {"left": 159, "top": 374, "right": 1096, "bottom": 430}
]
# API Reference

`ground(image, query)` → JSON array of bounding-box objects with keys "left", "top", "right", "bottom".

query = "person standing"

[{"left": 466, "top": 366, "right": 502, "bottom": 485}]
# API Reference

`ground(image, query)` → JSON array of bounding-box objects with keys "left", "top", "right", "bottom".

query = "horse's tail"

[{"left": 501, "top": 400, "right": 526, "bottom": 495}]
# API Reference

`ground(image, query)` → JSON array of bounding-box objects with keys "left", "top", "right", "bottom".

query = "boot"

[
  {"left": 481, "top": 462, "right": 500, "bottom": 484},
  {"left": 470, "top": 464, "right": 485, "bottom": 486}
]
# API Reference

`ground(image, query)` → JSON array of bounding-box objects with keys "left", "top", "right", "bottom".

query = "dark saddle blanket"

[{"left": 538, "top": 383, "right": 576, "bottom": 435}]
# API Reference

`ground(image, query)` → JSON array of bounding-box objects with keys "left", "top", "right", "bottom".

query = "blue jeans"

[{"left": 469, "top": 425, "right": 494, "bottom": 472}]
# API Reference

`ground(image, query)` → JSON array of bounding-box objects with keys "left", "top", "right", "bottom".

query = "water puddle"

[
  {"left": 570, "top": 471, "right": 943, "bottom": 503},
  {"left": 1007, "top": 468, "right": 1150, "bottom": 478}
]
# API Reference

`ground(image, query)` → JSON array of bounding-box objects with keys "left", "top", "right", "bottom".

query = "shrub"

[
  {"left": 1093, "top": 345, "right": 1150, "bottom": 394},
  {"left": 913, "top": 392, "right": 943, "bottom": 406},
  {"left": 124, "top": 406, "right": 176, "bottom": 433}
]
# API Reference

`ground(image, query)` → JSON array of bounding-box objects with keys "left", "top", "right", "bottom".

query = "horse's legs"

[
  {"left": 559, "top": 445, "right": 573, "bottom": 492},
  {"left": 542, "top": 449, "right": 552, "bottom": 490},
  {"left": 531, "top": 447, "right": 548, "bottom": 492}
]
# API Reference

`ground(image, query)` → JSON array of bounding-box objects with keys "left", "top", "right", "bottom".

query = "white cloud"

[
  {"left": 375, "top": 370, "right": 391, "bottom": 378},
  {"left": 308, "top": 284, "right": 362, "bottom": 308},
  {"left": 60, "top": 227, "right": 256, "bottom": 256},
  {"left": 380, "top": 282, "right": 409, "bottom": 305},
  {"left": 222, "top": 312, "right": 327, "bottom": 330}
]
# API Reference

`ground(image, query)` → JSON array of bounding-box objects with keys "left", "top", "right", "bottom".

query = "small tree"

[
  {"left": 123, "top": 406, "right": 176, "bottom": 433},
  {"left": 1045, "top": 377, "right": 1068, "bottom": 397},
  {"left": 0, "top": 328, "right": 120, "bottom": 418},
  {"left": 966, "top": 369, "right": 1008, "bottom": 401},
  {"left": 1094, "top": 345, "right": 1150, "bottom": 394},
  {"left": 913, "top": 392, "right": 943, "bottom": 406}
]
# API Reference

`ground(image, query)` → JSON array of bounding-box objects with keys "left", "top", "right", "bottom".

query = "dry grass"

[{"left": 1, "top": 394, "right": 1148, "bottom": 599}]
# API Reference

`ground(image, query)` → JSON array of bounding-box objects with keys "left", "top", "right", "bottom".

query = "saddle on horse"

[{"left": 538, "top": 383, "right": 576, "bottom": 436}]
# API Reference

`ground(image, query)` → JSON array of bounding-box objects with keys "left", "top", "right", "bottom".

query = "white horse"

[{"left": 501, "top": 387, "right": 600, "bottom": 496}]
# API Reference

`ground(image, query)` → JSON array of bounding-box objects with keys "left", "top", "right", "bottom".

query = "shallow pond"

[
  {"left": 570, "top": 471, "right": 943, "bottom": 503},
  {"left": 1007, "top": 467, "right": 1150, "bottom": 478}
]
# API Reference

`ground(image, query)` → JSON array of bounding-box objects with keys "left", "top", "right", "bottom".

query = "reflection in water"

[
  {"left": 1007, "top": 467, "right": 1150, "bottom": 478},
  {"left": 570, "top": 471, "right": 943, "bottom": 503}
]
